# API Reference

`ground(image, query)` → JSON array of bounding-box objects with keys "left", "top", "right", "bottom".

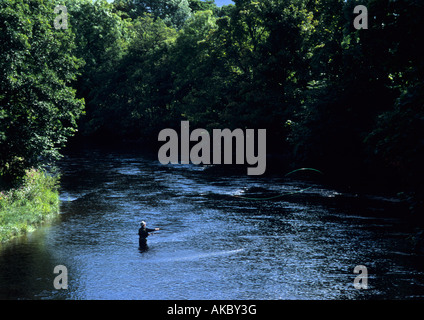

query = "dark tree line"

[{"left": 1, "top": 0, "right": 423, "bottom": 214}]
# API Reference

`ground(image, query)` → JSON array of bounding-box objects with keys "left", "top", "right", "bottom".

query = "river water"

[{"left": 1, "top": 148, "right": 424, "bottom": 300}]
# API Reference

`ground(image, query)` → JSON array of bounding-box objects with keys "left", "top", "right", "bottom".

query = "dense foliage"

[
  {"left": 0, "top": 168, "right": 60, "bottom": 242},
  {"left": 0, "top": 0, "right": 84, "bottom": 185},
  {"left": 1, "top": 0, "right": 423, "bottom": 214}
]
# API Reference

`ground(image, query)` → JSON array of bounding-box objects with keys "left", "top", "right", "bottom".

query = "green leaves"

[
  {"left": 126, "top": 0, "right": 193, "bottom": 29},
  {"left": 2, "top": 0, "right": 422, "bottom": 206},
  {"left": 0, "top": 0, "right": 84, "bottom": 183}
]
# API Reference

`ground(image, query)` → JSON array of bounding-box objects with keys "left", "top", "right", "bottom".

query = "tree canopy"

[
  {"left": 0, "top": 0, "right": 84, "bottom": 184},
  {"left": 1, "top": 0, "right": 423, "bottom": 213}
]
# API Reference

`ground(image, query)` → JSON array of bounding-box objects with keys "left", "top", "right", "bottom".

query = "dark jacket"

[{"left": 138, "top": 227, "right": 156, "bottom": 239}]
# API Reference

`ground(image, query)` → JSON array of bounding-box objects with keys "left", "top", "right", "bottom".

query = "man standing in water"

[{"left": 138, "top": 221, "right": 160, "bottom": 249}]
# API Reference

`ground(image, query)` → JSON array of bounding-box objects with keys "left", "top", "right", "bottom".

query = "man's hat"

[{"left": 140, "top": 221, "right": 146, "bottom": 226}]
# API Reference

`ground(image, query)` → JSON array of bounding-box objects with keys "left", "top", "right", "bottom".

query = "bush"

[{"left": 0, "top": 169, "right": 60, "bottom": 243}]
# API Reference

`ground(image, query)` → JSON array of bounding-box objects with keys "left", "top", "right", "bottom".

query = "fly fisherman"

[{"left": 138, "top": 221, "right": 160, "bottom": 248}]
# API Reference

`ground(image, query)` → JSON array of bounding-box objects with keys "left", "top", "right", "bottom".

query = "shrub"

[{"left": 0, "top": 169, "right": 60, "bottom": 243}]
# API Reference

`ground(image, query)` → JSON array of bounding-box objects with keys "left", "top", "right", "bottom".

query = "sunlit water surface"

[{"left": 1, "top": 148, "right": 423, "bottom": 299}]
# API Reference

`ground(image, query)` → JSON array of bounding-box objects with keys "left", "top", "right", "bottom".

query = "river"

[{"left": 1, "top": 147, "right": 423, "bottom": 299}]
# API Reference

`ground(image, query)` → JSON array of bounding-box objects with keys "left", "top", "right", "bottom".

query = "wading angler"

[{"left": 158, "top": 121, "right": 266, "bottom": 175}]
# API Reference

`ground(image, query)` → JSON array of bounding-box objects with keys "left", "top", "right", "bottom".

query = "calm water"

[{"left": 1, "top": 148, "right": 424, "bottom": 300}]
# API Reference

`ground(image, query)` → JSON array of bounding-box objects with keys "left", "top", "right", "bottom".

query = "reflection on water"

[{"left": 1, "top": 148, "right": 424, "bottom": 300}]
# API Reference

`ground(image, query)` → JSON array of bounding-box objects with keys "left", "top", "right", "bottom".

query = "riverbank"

[{"left": 0, "top": 169, "right": 60, "bottom": 243}]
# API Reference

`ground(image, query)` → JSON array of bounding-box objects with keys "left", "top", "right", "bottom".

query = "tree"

[
  {"left": 83, "top": 13, "right": 178, "bottom": 141},
  {"left": 61, "top": 0, "right": 129, "bottom": 137},
  {"left": 188, "top": 0, "right": 217, "bottom": 13},
  {"left": 127, "top": 0, "right": 193, "bottom": 28},
  {"left": 288, "top": 0, "right": 424, "bottom": 195},
  {"left": 0, "top": 0, "right": 84, "bottom": 184},
  {"left": 169, "top": 10, "right": 222, "bottom": 130},
  {"left": 176, "top": 0, "right": 316, "bottom": 151}
]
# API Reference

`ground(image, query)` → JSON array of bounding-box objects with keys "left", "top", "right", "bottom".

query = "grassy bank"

[{"left": 0, "top": 169, "right": 60, "bottom": 243}]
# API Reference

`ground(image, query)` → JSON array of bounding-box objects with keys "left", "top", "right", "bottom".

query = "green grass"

[{"left": 0, "top": 169, "right": 60, "bottom": 243}]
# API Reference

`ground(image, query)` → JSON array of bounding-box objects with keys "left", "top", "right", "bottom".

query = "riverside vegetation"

[
  {"left": 0, "top": 169, "right": 60, "bottom": 243},
  {"left": 1, "top": 0, "right": 424, "bottom": 242}
]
